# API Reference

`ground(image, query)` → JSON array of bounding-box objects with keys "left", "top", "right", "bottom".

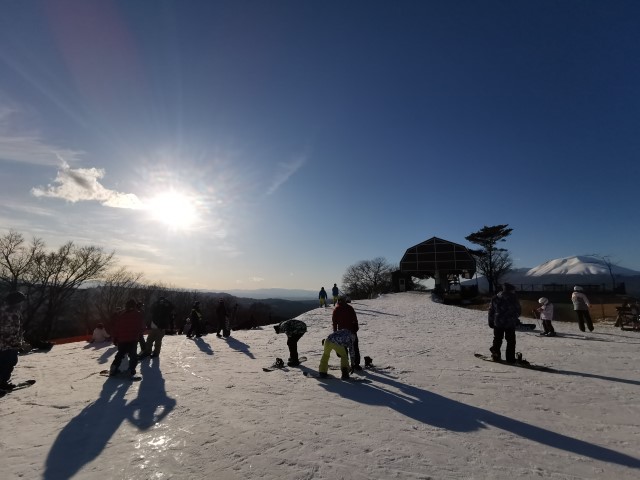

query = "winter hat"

[
  {"left": 4, "top": 291, "right": 26, "bottom": 305},
  {"left": 574, "top": 286, "right": 583, "bottom": 291},
  {"left": 538, "top": 297, "right": 549, "bottom": 305}
]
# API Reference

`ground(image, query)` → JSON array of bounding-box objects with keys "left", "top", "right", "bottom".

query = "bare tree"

[
  {"left": 0, "top": 230, "right": 45, "bottom": 291},
  {"left": 342, "top": 257, "right": 394, "bottom": 299},
  {"left": 94, "top": 266, "right": 146, "bottom": 327}
]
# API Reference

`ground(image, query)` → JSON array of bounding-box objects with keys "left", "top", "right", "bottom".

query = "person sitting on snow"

[{"left": 90, "top": 323, "right": 111, "bottom": 343}]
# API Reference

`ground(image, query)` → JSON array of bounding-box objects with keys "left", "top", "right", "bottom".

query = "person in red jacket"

[
  {"left": 109, "top": 298, "right": 145, "bottom": 378},
  {"left": 332, "top": 296, "right": 361, "bottom": 370}
]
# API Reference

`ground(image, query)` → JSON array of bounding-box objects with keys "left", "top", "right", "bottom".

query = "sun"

[{"left": 146, "top": 191, "right": 199, "bottom": 230}]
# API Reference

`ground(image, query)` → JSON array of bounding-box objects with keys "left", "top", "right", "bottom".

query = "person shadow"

[
  {"left": 43, "top": 358, "right": 176, "bottom": 479},
  {"left": 224, "top": 336, "right": 255, "bottom": 359},
  {"left": 313, "top": 370, "right": 640, "bottom": 469},
  {"left": 193, "top": 337, "right": 214, "bottom": 356}
]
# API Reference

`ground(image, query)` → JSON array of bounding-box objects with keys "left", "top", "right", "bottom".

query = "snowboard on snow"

[
  {"left": 303, "top": 371, "right": 370, "bottom": 382},
  {"left": 474, "top": 353, "right": 556, "bottom": 373},
  {"left": 99, "top": 370, "right": 142, "bottom": 381},
  {"left": 515, "top": 323, "right": 536, "bottom": 331},
  {"left": 262, "top": 356, "right": 307, "bottom": 372},
  {"left": 0, "top": 379, "right": 36, "bottom": 398}
]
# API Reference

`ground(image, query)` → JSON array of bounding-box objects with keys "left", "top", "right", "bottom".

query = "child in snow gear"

[
  {"left": 215, "top": 299, "right": 228, "bottom": 337},
  {"left": 318, "top": 329, "right": 356, "bottom": 379},
  {"left": 90, "top": 323, "right": 111, "bottom": 343},
  {"left": 488, "top": 283, "right": 521, "bottom": 363},
  {"left": 319, "top": 287, "right": 328, "bottom": 308},
  {"left": 110, "top": 299, "right": 146, "bottom": 377},
  {"left": 536, "top": 297, "right": 556, "bottom": 336},
  {"left": 571, "top": 286, "right": 594, "bottom": 332},
  {"left": 273, "top": 319, "right": 307, "bottom": 366},
  {"left": 332, "top": 296, "right": 362, "bottom": 370},
  {"left": 331, "top": 284, "right": 340, "bottom": 306},
  {"left": 0, "top": 291, "right": 27, "bottom": 390},
  {"left": 140, "top": 296, "right": 175, "bottom": 358}
]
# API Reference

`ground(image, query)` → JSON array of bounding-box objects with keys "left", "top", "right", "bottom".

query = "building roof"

[{"left": 399, "top": 237, "right": 476, "bottom": 279}]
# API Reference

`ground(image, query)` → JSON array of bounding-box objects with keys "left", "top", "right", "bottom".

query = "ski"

[
  {"left": 0, "top": 379, "right": 36, "bottom": 398},
  {"left": 262, "top": 356, "right": 307, "bottom": 372},
  {"left": 474, "top": 353, "right": 556, "bottom": 373}
]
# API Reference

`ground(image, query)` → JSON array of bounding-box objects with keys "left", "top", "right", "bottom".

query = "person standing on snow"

[
  {"left": 318, "top": 287, "right": 328, "bottom": 308},
  {"left": 535, "top": 297, "right": 556, "bottom": 337},
  {"left": 488, "top": 283, "right": 521, "bottom": 363},
  {"left": 110, "top": 299, "right": 146, "bottom": 377},
  {"left": 571, "top": 286, "right": 594, "bottom": 333},
  {"left": 318, "top": 329, "right": 356, "bottom": 379},
  {"left": 187, "top": 301, "right": 203, "bottom": 338},
  {"left": 332, "top": 295, "right": 362, "bottom": 370},
  {"left": 331, "top": 284, "right": 340, "bottom": 306},
  {"left": 273, "top": 319, "right": 307, "bottom": 366},
  {"left": 0, "top": 291, "right": 27, "bottom": 390},
  {"left": 215, "top": 299, "right": 228, "bottom": 337},
  {"left": 140, "top": 296, "right": 174, "bottom": 358}
]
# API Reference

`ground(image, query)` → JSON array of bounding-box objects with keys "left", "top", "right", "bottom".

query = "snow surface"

[
  {"left": 3, "top": 292, "right": 640, "bottom": 479},
  {"left": 526, "top": 256, "right": 640, "bottom": 277}
]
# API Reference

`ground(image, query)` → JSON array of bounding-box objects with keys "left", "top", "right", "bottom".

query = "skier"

[
  {"left": 331, "top": 284, "right": 340, "bottom": 306},
  {"left": 187, "top": 301, "right": 203, "bottom": 338},
  {"left": 318, "top": 329, "right": 356, "bottom": 379},
  {"left": 0, "top": 291, "right": 27, "bottom": 390},
  {"left": 273, "top": 319, "right": 307, "bottom": 366},
  {"left": 318, "top": 287, "right": 328, "bottom": 308},
  {"left": 536, "top": 297, "right": 556, "bottom": 336},
  {"left": 215, "top": 299, "right": 228, "bottom": 337},
  {"left": 109, "top": 299, "right": 146, "bottom": 378},
  {"left": 140, "top": 296, "right": 174, "bottom": 358},
  {"left": 571, "top": 286, "right": 594, "bottom": 333},
  {"left": 90, "top": 323, "right": 111, "bottom": 343},
  {"left": 488, "top": 283, "right": 521, "bottom": 364},
  {"left": 332, "top": 295, "right": 362, "bottom": 370}
]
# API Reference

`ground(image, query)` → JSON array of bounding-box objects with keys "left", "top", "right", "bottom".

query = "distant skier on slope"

[{"left": 488, "top": 283, "right": 521, "bottom": 364}]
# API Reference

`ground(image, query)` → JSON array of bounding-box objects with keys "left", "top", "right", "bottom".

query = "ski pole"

[{"left": 532, "top": 310, "right": 542, "bottom": 330}]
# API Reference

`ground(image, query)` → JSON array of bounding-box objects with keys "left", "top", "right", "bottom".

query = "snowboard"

[
  {"left": 99, "top": 370, "right": 142, "bottom": 381},
  {"left": 262, "top": 356, "right": 307, "bottom": 372},
  {"left": 303, "top": 371, "right": 370, "bottom": 382},
  {"left": 515, "top": 323, "right": 536, "bottom": 331},
  {"left": 0, "top": 379, "right": 36, "bottom": 398},
  {"left": 474, "top": 353, "right": 556, "bottom": 373}
]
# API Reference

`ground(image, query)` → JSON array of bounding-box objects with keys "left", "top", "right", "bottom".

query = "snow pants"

[
  {"left": 0, "top": 348, "right": 18, "bottom": 384},
  {"left": 492, "top": 327, "right": 516, "bottom": 362},
  {"left": 111, "top": 341, "right": 138, "bottom": 375},
  {"left": 575, "top": 310, "right": 593, "bottom": 332},
  {"left": 144, "top": 328, "right": 165, "bottom": 356},
  {"left": 318, "top": 340, "right": 349, "bottom": 374},
  {"left": 542, "top": 320, "right": 555, "bottom": 334},
  {"left": 286, "top": 333, "right": 304, "bottom": 363}
]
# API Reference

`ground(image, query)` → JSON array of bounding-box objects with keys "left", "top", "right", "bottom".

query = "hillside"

[{"left": 3, "top": 292, "right": 639, "bottom": 479}]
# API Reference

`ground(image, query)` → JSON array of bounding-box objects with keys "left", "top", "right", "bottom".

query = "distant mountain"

[
  {"left": 525, "top": 256, "right": 640, "bottom": 277},
  {"left": 221, "top": 288, "right": 317, "bottom": 301}
]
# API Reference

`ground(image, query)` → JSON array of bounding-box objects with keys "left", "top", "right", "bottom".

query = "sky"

[
  {"left": 1, "top": 1, "right": 639, "bottom": 291},
  {"left": 4, "top": 292, "right": 640, "bottom": 479}
]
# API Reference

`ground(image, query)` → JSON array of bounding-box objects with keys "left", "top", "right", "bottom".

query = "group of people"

[
  {"left": 318, "top": 284, "right": 341, "bottom": 308},
  {"left": 274, "top": 291, "right": 361, "bottom": 379},
  {"left": 488, "top": 284, "right": 595, "bottom": 363}
]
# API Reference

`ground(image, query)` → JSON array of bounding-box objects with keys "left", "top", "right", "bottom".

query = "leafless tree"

[
  {"left": 0, "top": 230, "right": 45, "bottom": 291},
  {"left": 342, "top": 257, "right": 394, "bottom": 299}
]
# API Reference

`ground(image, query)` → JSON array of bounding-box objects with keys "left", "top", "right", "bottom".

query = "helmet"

[
  {"left": 538, "top": 297, "right": 548, "bottom": 305},
  {"left": 4, "top": 291, "right": 26, "bottom": 305},
  {"left": 574, "top": 286, "right": 583, "bottom": 291}
]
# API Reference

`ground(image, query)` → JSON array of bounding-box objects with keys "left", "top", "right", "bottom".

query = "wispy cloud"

[
  {"left": 266, "top": 155, "right": 305, "bottom": 195},
  {"left": 251, "top": 277, "right": 265, "bottom": 283},
  {"left": 31, "top": 159, "right": 143, "bottom": 209}
]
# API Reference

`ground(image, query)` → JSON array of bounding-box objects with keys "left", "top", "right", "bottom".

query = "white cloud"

[
  {"left": 31, "top": 160, "right": 143, "bottom": 209},
  {"left": 251, "top": 277, "right": 265, "bottom": 283},
  {"left": 266, "top": 156, "right": 305, "bottom": 195}
]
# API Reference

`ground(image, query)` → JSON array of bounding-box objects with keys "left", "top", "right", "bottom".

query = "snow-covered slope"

[
  {"left": 3, "top": 292, "right": 640, "bottom": 479},
  {"left": 526, "top": 256, "right": 640, "bottom": 277}
]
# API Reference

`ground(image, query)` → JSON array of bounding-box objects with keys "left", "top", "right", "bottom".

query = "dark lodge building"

[{"left": 393, "top": 237, "right": 476, "bottom": 293}]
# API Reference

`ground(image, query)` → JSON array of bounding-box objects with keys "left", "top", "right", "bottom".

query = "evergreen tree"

[{"left": 465, "top": 225, "right": 513, "bottom": 294}]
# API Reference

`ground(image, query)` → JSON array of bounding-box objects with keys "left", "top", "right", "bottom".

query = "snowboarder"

[
  {"left": 140, "top": 296, "right": 174, "bottom": 358},
  {"left": 331, "top": 284, "right": 340, "bottom": 306},
  {"left": 571, "top": 286, "right": 594, "bottom": 332},
  {"left": 332, "top": 295, "right": 362, "bottom": 370},
  {"left": 90, "top": 323, "right": 111, "bottom": 343},
  {"left": 109, "top": 299, "right": 146, "bottom": 378},
  {"left": 0, "top": 291, "right": 27, "bottom": 390},
  {"left": 273, "top": 319, "right": 307, "bottom": 366},
  {"left": 215, "top": 299, "right": 228, "bottom": 337},
  {"left": 488, "top": 283, "right": 521, "bottom": 363},
  {"left": 536, "top": 297, "right": 556, "bottom": 336},
  {"left": 187, "top": 301, "right": 203, "bottom": 338},
  {"left": 319, "top": 287, "right": 328, "bottom": 308},
  {"left": 318, "top": 329, "right": 356, "bottom": 379}
]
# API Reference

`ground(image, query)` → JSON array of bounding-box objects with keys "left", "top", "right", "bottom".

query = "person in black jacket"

[
  {"left": 140, "top": 296, "right": 174, "bottom": 358},
  {"left": 488, "top": 283, "right": 521, "bottom": 363}
]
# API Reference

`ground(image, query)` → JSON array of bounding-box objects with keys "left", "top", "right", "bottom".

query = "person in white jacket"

[
  {"left": 536, "top": 297, "right": 556, "bottom": 336},
  {"left": 90, "top": 323, "right": 111, "bottom": 343},
  {"left": 571, "top": 286, "right": 594, "bottom": 332}
]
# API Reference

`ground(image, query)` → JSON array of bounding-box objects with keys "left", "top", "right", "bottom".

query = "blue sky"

[{"left": 1, "top": 1, "right": 639, "bottom": 291}]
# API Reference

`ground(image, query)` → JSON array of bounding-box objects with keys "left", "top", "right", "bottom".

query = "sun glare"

[{"left": 146, "top": 191, "right": 199, "bottom": 230}]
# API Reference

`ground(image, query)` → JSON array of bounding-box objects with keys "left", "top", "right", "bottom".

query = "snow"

[
  {"left": 526, "top": 256, "right": 640, "bottom": 277},
  {"left": 3, "top": 292, "right": 640, "bottom": 479}
]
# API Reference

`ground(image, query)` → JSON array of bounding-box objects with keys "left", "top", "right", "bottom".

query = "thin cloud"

[
  {"left": 251, "top": 277, "right": 265, "bottom": 283},
  {"left": 31, "top": 160, "right": 143, "bottom": 209},
  {"left": 266, "top": 156, "right": 305, "bottom": 195}
]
